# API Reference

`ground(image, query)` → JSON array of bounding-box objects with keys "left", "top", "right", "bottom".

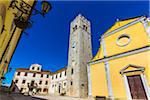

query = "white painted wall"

[
  {"left": 49, "top": 70, "right": 67, "bottom": 95},
  {"left": 13, "top": 64, "right": 50, "bottom": 95}
]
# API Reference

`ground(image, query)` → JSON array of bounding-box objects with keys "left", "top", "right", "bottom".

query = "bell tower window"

[
  {"left": 83, "top": 25, "right": 87, "bottom": 31},
  {"left": 73, "top": 25, "right": 77, "bottom": 31},
  {"left": 71, "top": 68, "right": 74, "bottom": 75}
]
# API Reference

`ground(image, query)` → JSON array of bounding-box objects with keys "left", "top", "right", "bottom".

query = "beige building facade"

[
  {"left": 13, "top": 64, "right": 51, "bottom": 95},
  {"left": 49, "top": 68, "right": 67, "bottom": 95}
]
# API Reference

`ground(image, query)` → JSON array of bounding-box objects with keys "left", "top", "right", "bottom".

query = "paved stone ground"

[{"left": 34, "top": 95, "right": 94, "bottom": 100}]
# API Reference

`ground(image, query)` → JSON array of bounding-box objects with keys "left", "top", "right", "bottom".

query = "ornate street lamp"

[
  {"left": 9, "top": 0, "right": 52, "bottom": 29},
  {"left": 41, "top": 1, "right": 51, "bottom": 16}
]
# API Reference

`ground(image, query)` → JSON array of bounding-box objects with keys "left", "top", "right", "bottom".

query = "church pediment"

[{"left": 120, "top": 64, "right": 145, "bottom": 74}]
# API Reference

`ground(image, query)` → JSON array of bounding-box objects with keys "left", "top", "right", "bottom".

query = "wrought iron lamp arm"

[{"left": 9, "top": 0, "right": 44, "bottom": 16}]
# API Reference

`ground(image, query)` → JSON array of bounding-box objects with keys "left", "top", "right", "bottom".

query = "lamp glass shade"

[{"left": 41, "top": 1, "right": 51, "bottom": 14}]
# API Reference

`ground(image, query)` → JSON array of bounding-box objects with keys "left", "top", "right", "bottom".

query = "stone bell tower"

[{"left": 67, "top": 14, "right": 92, "bottom": 97}]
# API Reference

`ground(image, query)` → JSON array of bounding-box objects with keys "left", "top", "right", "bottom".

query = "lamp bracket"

[{"left": 9, "top": 0, "right": 32, "bottom": 15}]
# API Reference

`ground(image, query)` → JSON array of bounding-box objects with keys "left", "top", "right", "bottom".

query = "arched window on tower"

[
  {"left": 73, "top": 25, "right": 77, "bottom": 32},
  {"left": 71, "top": 68, "right": 73, "bottom": 75},
  {"left": 83, "top": 25, "right": 87, "bottom": 31}
]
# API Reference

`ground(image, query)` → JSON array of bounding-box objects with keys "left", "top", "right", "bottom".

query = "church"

[{"left": 87, "top": 16, "right": 150, "bottom": 99}]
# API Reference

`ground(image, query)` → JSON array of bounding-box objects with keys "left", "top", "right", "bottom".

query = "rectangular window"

[
  {"left": 33, "top": 73, "right": 36, "bottom": 77},
  {"left": 31, "top": 80, "right": 35, "bottom": 86},
  {"left": 24, "top": 72, "right": 27, "bottom": 76},
  {"left": 15, "top": 79, "right": 18, "bottom": 83},
  {"left": 37, "top": 67, "right": 40, "bottom": 70},
  {"left": 22, "top": 80, "right": 26, "bottom": 84},
  {"left": 56, "top": 75, "right": 57, "bottom": 79},
  {"left": 41, "top": 74, "right": 43, "bottom": 78},
  {"left": 47, "top": 74, "right": 49, "bottom": 78},
  {"left": 60, "top": 73, "right": 62, "bottom": 78},
  {"left": 17, "top": 72, "right": 20, "bottom": 76},
  {"left": 32, "top": 67, "right": 35, "bottom": 70},
  {"left": 20, "top": 88, "right": 23, "bottom": 92},
  {"left": 45, "top": 81, "right": 48, "bottom": 85},
  {"left": 52, "top": 76, "right": 53, "bottom": 80},
  {"left": 64, "top": 82, "right": 66, "bottom": 86},
  {"left": 71, "top": 81, "right": 73, "bottom": 85},
  {"left": 65, "top": 71, "right": 66, "bottom": 76},
  {"left": 39, "top": 80, "right": 42, "bottom": 85},
  {"left": 71, "top": 68, "right": 73, "bottom": 75}
]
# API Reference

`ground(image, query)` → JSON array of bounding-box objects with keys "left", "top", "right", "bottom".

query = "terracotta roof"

[{"left": 16, "top": 68, "right": 51, "bottom": 75}]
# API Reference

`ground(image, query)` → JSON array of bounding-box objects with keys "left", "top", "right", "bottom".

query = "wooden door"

[{"left": 127, "top": 75, "right": 147, "bottom": 99}]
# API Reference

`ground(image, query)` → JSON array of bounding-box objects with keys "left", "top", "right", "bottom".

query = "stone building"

[
  {"left": 13, "top": 64, "right": 51, "bottom": 95},
  {"left": 49, "top": 68, "right": 67, "bottom": 95},
  {"left": 45, "top": 14, "right": 92, "bottom": 98},
  {"left": 66, "top": 14, "right": 92, "bottom": 98}
]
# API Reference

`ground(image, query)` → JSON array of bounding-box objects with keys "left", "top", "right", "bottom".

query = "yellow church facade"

[
  {"left": 87, "top": 16, "right": 150, "bottom": 99},
  {"left": 0, "top": 0, "right": 35, "bottom": 84}
]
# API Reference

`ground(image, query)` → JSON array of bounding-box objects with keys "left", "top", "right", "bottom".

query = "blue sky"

[{"left": 3, "top": 1, "right": 149, "bottom": 86}]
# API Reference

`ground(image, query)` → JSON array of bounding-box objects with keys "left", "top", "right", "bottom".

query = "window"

[
  {"left": 37, "top": 88, "right": 41, "bottom": 93},
  {"left": 83, "top": 25, "right": 87, "bottom": 31},
  {"left": 24, "top": 72, "right": 27, "bottom": 76},
  {"left": 17, "top": 72, "right": 20, "bottom": 76},
  {"left": 32, "top": 67, "right": 35, "bottom": 70},
  {"left": 37, "top": 67, "right": 39, "bottom": 70},
  {"left": 52, "top": 76, "right": 53, "bottom": 80},
  {"left": 39, "top": 80, "right": 42, "bottom": 85},
  {"left": 56, "top": 75, "right": 57, "bottom": 79},
  {"left": 60, "top": 73, "right": 62, "bottom": 78},
  {"left": 43, "top": 88, "right": 48, "bottom": 92},
  {"left": 71, "top": 81, "right": 73, "bottom": 85},
  {"left": 20, "top": 88, "right": 23, "bottom": 92},
  {"left": 47, "top": 74, "right": 49, "bottom": 78},
  {"left": 31, "top": 80, "right": 35, "bottom": 86},
  {"left": 73, "top": 25, "right": 77, "bottom": 31},
  {"left": 64, "top": 82, "right": 66, "bottom": 86},
  {"left": 22, "top": 80, "right": 26, "bottom": 84},
  {"left": 33, "top": 73, "right": 36, "bottom": 77},
  {"left": 52, "top": 84, "right": 54, "bottom": 88},
  {"left": 41, "top": 74, "right": 43, "bottom": 78},
  {"left": 45, "top": 81, "right": 48, "bottom": 85},
  {"left": 71, "top": 68, "right": 73, "bottom": 75},
  {"left": 15, "top": 79, "right": 18, "bottom": 83},
  {"left": 65, "top": 71, "right": 66, "bottom": 76},
  {"left": 116, "top": 34, "right": 130, "bottom": 47}
]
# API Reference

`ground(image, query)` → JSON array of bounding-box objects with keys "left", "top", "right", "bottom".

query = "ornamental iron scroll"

[{"left": 9, "top": 0, "right": 32, "bottom": 15}]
